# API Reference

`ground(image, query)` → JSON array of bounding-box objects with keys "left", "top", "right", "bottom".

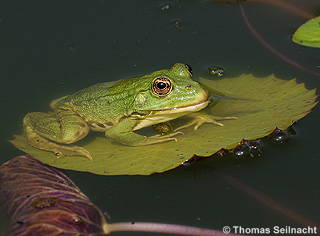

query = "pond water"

[{"left": 0, "top": 0, "right": 319, "bottom": 235}]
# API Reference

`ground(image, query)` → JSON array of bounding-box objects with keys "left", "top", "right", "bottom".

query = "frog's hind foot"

[
  {"left": 53, "top": 146, "right": 93, "bottom": 160},
  {"left": 24, "top": 121, "right": 92, "bottom": 160},
  {"left": 25, "top": 127, "right": 93, "bottom": 160}
]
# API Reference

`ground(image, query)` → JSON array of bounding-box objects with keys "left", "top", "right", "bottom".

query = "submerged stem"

[
  {"left": 108, "top": 222, "right": 240, "bottom": 236},
  {"left": 239, "top": 3, "right": 320, "bottom": 78},
  {"left": 250, "top": 0, "right": 315, "bottom": 19}
]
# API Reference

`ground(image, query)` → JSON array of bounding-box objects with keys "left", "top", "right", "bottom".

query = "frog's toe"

[
  {"left": 77, "top": 149, "right": 93, "bottom": 160},
  {"left": 193, "top": 115, "right": 239, "bottom": 130},
  {"left": 211, "top": 115, "right": 238, "bottom": 120},
  {"left": 147, "top": 131, "right": 183, "bottom": 144},
  {"left": 223, "top": 116, "right": 238, "bottom": 120},
  {"left": 52, "top": 146, "right": 93, "bottom": 160},
  {"left": 72, "top": 147, "right": 93, "bottom": 160},
  {"left": 155, "top": 131, "right": 184, "bottom": 137},
  {"left": 194, "top": 119, "right": 223, "bottom": 130},
  {"left": 157, "top": 136, "right": 179, "bottom": 143},
  {"left": 163, "top": 137, "right": 178, "bottom": 143}
]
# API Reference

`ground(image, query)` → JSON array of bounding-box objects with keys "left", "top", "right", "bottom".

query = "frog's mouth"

[
  {"left": 133, "top": 92, "right": 209, "bottom": 130},
  {"left": 149, "top": 88, "right": 209, "bottom": 115},
  {"left": 155, "top": 87, "right": 209, "bottom": 113},
  {"left": 133, "top": 99, "right": 209, "bottom": 131}
]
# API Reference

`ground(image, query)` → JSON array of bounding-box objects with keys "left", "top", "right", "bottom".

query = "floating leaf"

[
  {"left": 10, "top": 74, "right": 317, "bottom": 175},
  {"left": 292, "top": 16, "right": 320, "bottom": 48},
  {"left": 0, "top": 155, "right": 238, "bottom": 236}
]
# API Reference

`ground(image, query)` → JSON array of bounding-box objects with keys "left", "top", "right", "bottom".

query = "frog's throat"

[{"left": 150, "top": 100, "right": 209, "bottom": 115}]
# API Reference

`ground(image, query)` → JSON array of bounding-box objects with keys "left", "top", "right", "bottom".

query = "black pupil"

[{"left": 157, "top": 82, "right": 167, "bottom": 89}]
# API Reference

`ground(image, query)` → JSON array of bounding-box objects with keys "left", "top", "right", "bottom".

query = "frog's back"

[
  {"left": 64, "top": 81, "right": 117, "bottom": 103},
  {"left": 51, "top": 82, "right": 113, "bottom": 108},
  {"left": 53, "top": 80, "right": 142, "bottom": 123}
]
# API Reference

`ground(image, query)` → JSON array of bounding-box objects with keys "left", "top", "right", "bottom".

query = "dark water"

[{"left": 0, "top": 0, "right": 319, "bottom": 235}]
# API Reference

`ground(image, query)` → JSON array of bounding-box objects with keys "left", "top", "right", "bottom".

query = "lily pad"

[
  {"left": 10, "top": 74, "right": 318, "bottom": 175},
  {"left": 292, "top": 16, "right": 320, "bottom": 48}
]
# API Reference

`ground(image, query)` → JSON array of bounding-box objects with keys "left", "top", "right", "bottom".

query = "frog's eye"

[
  {"left": 152, "top": 78, "right": 172, "bottom": 96},
  {"left": 185, "top": 64, "right": 192, "bottom": 75}
]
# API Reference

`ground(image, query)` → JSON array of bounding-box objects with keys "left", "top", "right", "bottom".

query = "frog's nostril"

[{"left": 185, "top": 85, "right": 192, "bottom": 89}]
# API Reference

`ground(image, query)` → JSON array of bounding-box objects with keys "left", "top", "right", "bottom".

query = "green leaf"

[
  {"left": 10, "top": 74, "right": 317, "bottom": 176},
  {"left": 292, "top": 16, "right": 320, "bottom": 48}
]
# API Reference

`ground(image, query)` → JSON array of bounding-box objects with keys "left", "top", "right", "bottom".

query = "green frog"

[{"left": 23, "top": 63, "right": 233, "bottom": 160}]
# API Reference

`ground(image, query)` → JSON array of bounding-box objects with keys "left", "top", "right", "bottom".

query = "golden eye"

[{"left": 152, "top": 77, "right": 172, "bottom": 96}]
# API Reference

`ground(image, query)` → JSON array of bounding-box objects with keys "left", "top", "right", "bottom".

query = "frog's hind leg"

[{"left": 23, "top": 110, "right": 92, "bottom": 160}]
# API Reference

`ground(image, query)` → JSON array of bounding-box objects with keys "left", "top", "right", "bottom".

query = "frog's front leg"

[
  {"left": 174, "top": 113, "right": 238, "bottom": 131},
  {"left": 23, "top": 110, "right": 92, "bottom": 160},
  {"left": 105, "top": 118, "right": 182, "bottom": 146}
]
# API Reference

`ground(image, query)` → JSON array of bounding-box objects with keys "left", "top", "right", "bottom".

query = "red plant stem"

[
  {"left": 248, "top": 0, "right": 315, "bottom": 19},
  {"left": 239, "top": 3, "right": 320, "bottom": 78},
  {"left": 218, "top": 173, "right": 319, "bottom": 229},
  {"left": 109, "top": 222, "right": 241, "bottom": 236}
]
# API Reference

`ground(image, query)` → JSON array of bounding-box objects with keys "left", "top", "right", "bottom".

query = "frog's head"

[{"left": 133, "top": 63, "right": 209, "bottom": 116}]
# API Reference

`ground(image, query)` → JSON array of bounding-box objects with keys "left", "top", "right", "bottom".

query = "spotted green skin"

[{"left": 23, "top": 63, "right": 209, "bottom": 159}]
